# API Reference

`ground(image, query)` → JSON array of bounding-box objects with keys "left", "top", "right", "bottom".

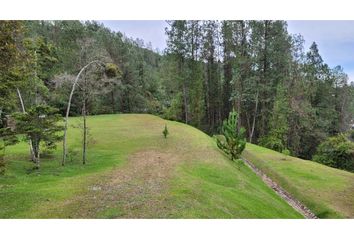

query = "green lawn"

[
  {"left": 242, "top": 143, "right": 354, "bottom": 218},
  {"left": 0, "top": 114, "right": 302, "bottom": 218}
]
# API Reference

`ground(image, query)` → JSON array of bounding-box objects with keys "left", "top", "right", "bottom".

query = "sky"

[{"left": 99, "top": 20, "right": 354, "bottom": 82}]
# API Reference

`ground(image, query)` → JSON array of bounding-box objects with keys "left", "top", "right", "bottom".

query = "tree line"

[
  {"left": 164, "top": 20, "right": 354, "bottom": 162},
  {"left": 1, "top": 20, "right": 354, "bottom": 173}
]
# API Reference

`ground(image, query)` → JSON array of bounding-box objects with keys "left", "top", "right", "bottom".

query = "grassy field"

[
  {"left": 242, "top": 144, "right": 354, "bottom": 218},
  {"left": 0, "top": 114, "right": 302, "bottom": 218}
]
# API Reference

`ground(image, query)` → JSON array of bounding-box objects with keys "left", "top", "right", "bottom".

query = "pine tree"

[
  {"left": 13, "top": 105, "right": 63, "bottom": 169},
  {"left": 217, "top": 110, "right": 246, "bottom": 160},
  {"left": 162, "top": 124, "right": 169, "bottom": 138}
]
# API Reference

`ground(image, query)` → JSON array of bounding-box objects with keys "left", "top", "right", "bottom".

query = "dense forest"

[{"left": 1, "top": 20, "right": 354, "bottom": 169}]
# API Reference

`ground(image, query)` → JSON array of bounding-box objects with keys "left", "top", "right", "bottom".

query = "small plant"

[{"left": 162, "top": 124, "right": 169, "bottom": 138}]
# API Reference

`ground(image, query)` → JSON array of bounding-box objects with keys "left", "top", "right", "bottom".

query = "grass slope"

[
  {"left": 242, "top": 144, "right": 354, "bottom": 218},
  {"left": 0, "top": 114, "right": 302, "bottom": 218}
]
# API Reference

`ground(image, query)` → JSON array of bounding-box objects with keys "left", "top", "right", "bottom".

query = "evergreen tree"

[
  {"left": 217, "top": 110, "right": 246, "bottom": 160},
  {"left": 0, "top": 21, "right": 26, "bottom": 172},
  {"left": 13, "top": 105, "right": 63, "bottom": 169}
]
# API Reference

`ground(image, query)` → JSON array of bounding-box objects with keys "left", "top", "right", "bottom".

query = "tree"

[
  {"left": 0, "top": 21, "right": 26, "bottom": 114},
  {"left": 0, "top": 21, "right": 26, "bottom": 171},
  {"left": 165, "top": 20, "right": 189, "bottom": 123},
  {"left": 13, "top": 105, "right": 63, "bottom": 169},
  {"left": 165, "top": 21, "right": 205, "bottom": 127},
  {"left": 217, "top": 110, "right": 246, "bottom": 160},
  {"left": 62, "top": 59, "right": 120, "bottom": 165},
  {"left": 202, "top": 20, "right": 222, "bottom": 133},
  {"left": 259, "top": 84, "right": 290, "bottom": 153}
]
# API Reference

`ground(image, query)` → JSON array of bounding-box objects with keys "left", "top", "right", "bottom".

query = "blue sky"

[
  {"left": 287, "top": 21, "right": 354, "bottom": 83},
  {"left": 99, "top": 20, "right": 354, "bottom": 82}
]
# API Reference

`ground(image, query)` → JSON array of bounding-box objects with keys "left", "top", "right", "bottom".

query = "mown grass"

[
  {"left": 0, "top": 114, "right": 302, "bottom": 218},
  {"left": 242, "top": 143, "right": 354, "bottom": 218}
]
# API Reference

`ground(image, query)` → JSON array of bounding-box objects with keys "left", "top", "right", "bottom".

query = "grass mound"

[{"left": 1, "top": 114, "right": 303, "bottom": 218}]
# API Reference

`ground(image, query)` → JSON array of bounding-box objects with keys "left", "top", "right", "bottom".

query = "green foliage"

[
  {"left": 23, "top": 36, "right": 59, "bottom": 84},
  {"left": 163, "top": 93, "right": 183, "bottom": 121},
  {"left": 349, "top": 130, "right": 354, "bottom": 141},
  {"left": 104, "top": 63, "right": 120, "bottom": 78},
  {"left": 0, "top": 21, "right": 25, "bottom": 111},
  {"left": 281, "top": 149, "right": 291, "bottom": 156},
  {"left": 313, "top": 134, "right": 354, "bottom": 172},
  {"left": 1, "top": 20, "right": 354, "bottom": 165},
  {"left": 162, "top": 124, "right": 169, "bottom": 138},
  {"left": 216, "top": 111, "right": 246, "bottom": 160},
  {"left": 13, "top": 105, "right": 63, "bottom": 168},
  {"left": 0, "top": 125, "right": 18, "bottom": 174},
  {"left": 259, "top": 135, "right": 285, "bottom": 153}
]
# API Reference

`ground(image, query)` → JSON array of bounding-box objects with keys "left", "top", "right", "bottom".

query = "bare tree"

[{"left": 62, "top": 60, "right": 105, "bottom": 166}]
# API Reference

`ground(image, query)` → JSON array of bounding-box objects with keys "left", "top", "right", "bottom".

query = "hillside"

[
  {"left": 0, "top": 114, "right": 302, "bottom": 218},
  {"left": 243, "top": 144, "right": 354, "bottom": 218}
]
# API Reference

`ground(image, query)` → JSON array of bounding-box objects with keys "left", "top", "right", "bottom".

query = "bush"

[
  {"left": 259, "top": 135, "right": 285, "bottom": 153},
  {"left": 282, "top": 149, "right": 291, "bottom": 156},
  {"left": 313, "top": 134, "right": 354, "bottom": 172}
]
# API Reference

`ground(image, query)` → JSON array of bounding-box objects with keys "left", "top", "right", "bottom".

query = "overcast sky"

[{"left": 99, "top": 20, "right": 354, "bottom": 82}]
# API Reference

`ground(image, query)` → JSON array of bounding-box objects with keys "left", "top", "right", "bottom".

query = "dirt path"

[
  {"left": 68, "top": 149, "right": 180, "bottom": 218},
  {"left": 60, "top": 147, "right": 318, "bottom": 218},
  {"left": 241, "top": 157, "right": 318, "bottom": 219}
]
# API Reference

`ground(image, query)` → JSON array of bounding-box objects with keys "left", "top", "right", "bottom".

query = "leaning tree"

[{"left": 62, "top": 60, "right": 119, "bottom": 166}]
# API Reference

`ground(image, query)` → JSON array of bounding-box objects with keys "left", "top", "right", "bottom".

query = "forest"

[{"left": 1, "top": 20, "right": 354, "bottom": 173}]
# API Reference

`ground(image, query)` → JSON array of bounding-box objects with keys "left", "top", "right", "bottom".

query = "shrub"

[
  {"left": 259, "top": 135, "right": 285, "bottom": 153},
  {"left": 216, "top": 111, "right": 246, "bottom": 160},
  {"left": 313, "top": 134, "right": 354, "bottom": 172},
  {"left": 162, "top": 124, "right": 169, "bottom": 138},
  {"left": 282, "top": 149, "right": 291, "bottom": 156}
]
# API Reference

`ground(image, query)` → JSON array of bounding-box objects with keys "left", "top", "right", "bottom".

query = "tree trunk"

[
  {"left": 82, "top": 99, "right": 87, "bottom": 165},
  {"left": 249, "top": 90, "right": 259, "bottom": 143},
  {"left": 111, "top": 90, "right": 115, "bottom": 113},
  {"left": 16, "top": 88, "right": 35, "bottom": 162},
  {"left": 34, "top": 50, "right": 39, "bottom": 106},
  {"left": 32, "top": 138, "right": 40, "bottom": 169},
  {"left": 183, "top": 83, "right": 188, "bottom": 124}
]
